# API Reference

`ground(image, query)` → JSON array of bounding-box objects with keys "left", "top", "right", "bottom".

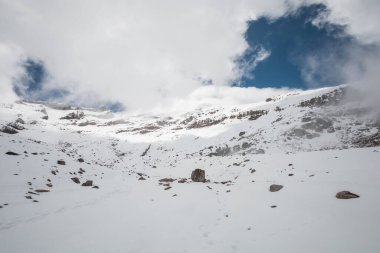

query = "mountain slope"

[{"left": 1, "top": 85, "right": 380, "bottom": 253}]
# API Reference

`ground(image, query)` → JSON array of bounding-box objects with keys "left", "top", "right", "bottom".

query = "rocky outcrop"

[{"left": 60, "top": 111, "right": 85, "bottom": 120}]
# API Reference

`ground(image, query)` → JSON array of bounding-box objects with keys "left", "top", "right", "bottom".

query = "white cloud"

[
  {"left": 0, "top": 43, "right": 23, "bottom": 103},
  {"left": 142, "top": 85, "right": 297, "bottom": 115},
  {"left": 321, "top": 0, "right": 380, "bottom": 44},
  {"left": 0, "top": 0, "right": 299, "bottom": 109},
  {"left": 0, "top": 0, "right": 379, "bottom": 111}
]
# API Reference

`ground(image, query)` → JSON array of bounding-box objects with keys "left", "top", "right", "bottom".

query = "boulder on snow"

[
  {"left": 0, "top": 126, "right": 18, "bottom": 134},
  {"left": 5, "top": 151, "right": 20, "bottom": 155},
  {"left": 71, "top": 177, "right": 80, "bottom": 184},
  {"left": 82, "top": 180, "right": 93, "bottom": 187},
  {"left": 269, "top": 184, "right": 284, "bottom": 192},
  {"left": 57, "top": 160, "right": 66, "bottom": 165},
  {"left": 15, "top": 118, "right": 25, "bottom": 124},
  {"left": 336, "top": 191, "right": 360, "bottom": 199},
  {"left": 191, "top": 169, "right": 206, "bottom": 182},
  {"left": 35, "top": 189, "right": 50, "bottom": 193},
  {"left": 159, "top": 178, "right": 175, "bottom": 183},
  {"left": 7, "top": 122, "right": 25, "bottom": 130},
  {"left": 77, "top": 158, "right": 84, "bottom": 163}
]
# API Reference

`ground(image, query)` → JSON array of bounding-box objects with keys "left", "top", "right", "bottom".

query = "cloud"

[
  {"left": 0, "top": 0, "right": 302, "bottom": 110},
  {"left": 0, "top": 43, "right": 23, "bottom": 103},
  {"left": 0, "top": 0, "right": 379, "bottom": 112},
  {"left": 143, "top": 85, "right": 297, "bottom": 115}
]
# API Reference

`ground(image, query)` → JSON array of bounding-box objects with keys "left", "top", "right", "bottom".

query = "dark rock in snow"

[
  {"left": 35, "top": 189, "right": 50, "bottom": 193},
  {"left": 7, "top": 122, "right": 25, "bottom": 130},
  {"left": 138, "top": 177, "right": 146, "bottom": 180},
  {"left": 6, "top": 151, "right": 20, "bottom": 155},
  {"left": 82, "top": 180, "right": 93, "bottom": 186},
  {"left": 15, "top": 118, "right": 25, "bottom": 124},
  {"left": 42, "top": 115, "right": 49, "bottom": 120},
  {"left": 269, "top": 184, "right": 284, "bottom": 192},
  {"left": 60, "top": 111, "right": 85, "bottom": 120},
  {"left": 159, "top": 178, "right": 175, "bottom": 183},
  {"left": 57, "top": 160, "right": 66, "bottom": 165},
  {"left": 92, "top": 186, "right": 99, "bottom": 189},
  {"left": 71, "top": 177, "right": 80, "bottom": 184},
  {"left": 0, "top": 126, "right": 18, "bottom": 134},
  {"left": 336, "top": 191, "right": 360, "bottom": 199},
  {"left": 191, "top": 169, "right": 206, "bottom": 182},
  {"left": 77, "top": 158, "right": 84, "bottom": 163}
]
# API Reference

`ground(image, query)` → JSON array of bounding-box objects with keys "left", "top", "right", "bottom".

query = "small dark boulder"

[
  {"left": 77, "top": 158, "right": 84, "bottom": 163},
  {"left": 191, "top": 169, "right": 206, "bottom": 182},
  {"left": 15, "top": 118, "right": 25, "bottom": 124},
  {"left": 82, "top": 180, "right": 93, "bottom": 187},
  {"left": 42, "top": 115, "right": 49, "bottom": 120},
  {"left": 57, "top": 160, "right": 66, "bottom": 165},
  {"left": 8, "top": 122, "right": 25, "bottom": 130},
  {"left": 6, "top": 151, "right": 20, "bottom": 156},
  {"left": 159, "top": 178, "right": 175, "bottom": 183},
  {"left": 71, "top": 177, "right": 80, "bottom": 184},
  {"left": 336, "top": 191, "right": 360, "bottom": 199},
  {"left": 269, "top": 184, "right": 283, "bottom": 192},
  {"left": 0, "top": 126, "right": 18, "bottom": 134},
  {"left": 35, "top": 189, "right": 50, "bottom": 193}
]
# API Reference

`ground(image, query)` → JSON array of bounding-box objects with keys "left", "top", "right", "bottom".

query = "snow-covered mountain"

[{"left": 1, "top": 85, "right": 380, "bottom": 253}]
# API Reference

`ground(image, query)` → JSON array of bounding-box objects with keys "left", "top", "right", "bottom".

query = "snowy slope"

[{"left": 0, "top": 85, "right": 380, "bottom": 253}]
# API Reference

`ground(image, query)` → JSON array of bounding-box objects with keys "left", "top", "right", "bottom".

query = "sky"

[{"left": 0, "top": 0, "right": 379, "bottom": 112}]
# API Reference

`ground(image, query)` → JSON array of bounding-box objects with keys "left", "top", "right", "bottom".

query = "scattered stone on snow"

[
  {"left": 82, "top": 180, "right": 93, "bottom": 187},
  {"left": 336, "top": 191, "right": 360, "bottom": 199},
  {"left": 5, "top": 151, "right": 20, "bottom": 155},
  {"left": 35, "top": 189, "right": 50, "bottom": 193},
  {"left": 57, "top": 160, "right": 66, "bottom": 165},
  {"left": 71, "top": 177, "right": 80, "bottom": 184},
  {"left": 269, "top": 184, "right": 284, "bottom": 192},
  {"left": 159, "top": 178, "right": 175, "bottom": 183}
]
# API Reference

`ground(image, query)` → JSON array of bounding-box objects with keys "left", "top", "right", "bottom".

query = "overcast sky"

[{"left": 0, "top": 0, "right": 379, "bottom": 111}]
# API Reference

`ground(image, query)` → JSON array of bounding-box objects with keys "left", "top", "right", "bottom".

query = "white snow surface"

[{"left": 0, "top": 85, "right": 379, "bottom": 253}]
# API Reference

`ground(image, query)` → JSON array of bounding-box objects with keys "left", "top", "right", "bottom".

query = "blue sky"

[{"left": 237, "top": 3, "right": 375, "bottom": 89}]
